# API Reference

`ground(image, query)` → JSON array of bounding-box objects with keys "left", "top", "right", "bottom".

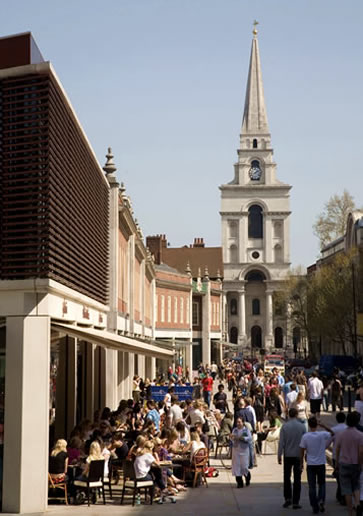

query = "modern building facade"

[
  {"left": 0, "top": 32, "right": 174, "bottom": 514},
  {"left": 220, "top": 27, "right": 292, "bottom": 355}
]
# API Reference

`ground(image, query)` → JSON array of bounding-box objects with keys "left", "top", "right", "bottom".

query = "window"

[
  {"left": 248, "top": 205, "right": 263, "bottom": 239},
  {"left": 252, "top": 298, "right": 260, "bottom": 315},
  {"left": 174, "top": 296, "right": 178, "bottom": 323},
  {"left": 253, "top": 138, "right": 258, "bottom": 148},
  {"left": 192, "top": 301, "right": 199, "bottom": 326},
  {"left": 180, "top": 298, "right": 184, "bottom": 324},
  {"left": 245, "top": 270, "right": 265, "bottom": 282},
  {"left": 216, "top": 302, "right": 220, "bottom": 326},
  {"left": 251, "top": 325, "right": 262, "bottom": 348},
  {"left": 274, "top": 327, "right": 283, "bottom": 348},
  {"left": 186, "top": 298, "right": 190, "bottom": 324},
  {"left": 293, "top": 327, "right": 301, "bottom": 353},
  {"left": 160, "top": 295, "right": 165, "bottom": 322},
  {"left": 167, "top": 296, "right": 171, "bottom": 322},
  {"left": 230, "top": 326, "right": 238, "bottom": 344},
  {"left": 230, "top": 298, "right": 238, "bottom": 315}
]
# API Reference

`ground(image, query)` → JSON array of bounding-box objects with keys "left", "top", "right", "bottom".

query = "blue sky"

[{"left": 1, "top": 0, "right": 363, "bottom": 267}]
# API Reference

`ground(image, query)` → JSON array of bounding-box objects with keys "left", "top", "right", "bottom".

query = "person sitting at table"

[
  {"left": 152, "top": 438, "right": 187, "bottom": 494},
  {"left": 165, "top": 429, "right": 181, "bottom": 455},
  {"left": 192, "top": 421, "right": 209, "bottom": 449},
  {"left": 143, "top": 420, "right": 157, "bottom": 440},
  {"left": 79, "top": 441, "right": 104, "bottom": 480},
  {"left": 127, "top": 435, "right": 147, "bottom": 461},
  {"left": 67, "top": 436, "right": 84, "bottom": 465},
  {"left": 134, "top": 441, "right": 170, "bottom": 503},
  {"left": 49, "top": 439, "right": 68, "bottom": 482},
  {"left": 183, "top": 431, "right": 206, "bottom": 463},
  {"left": 175, "top": 421, "right": 190, "bottom": 446},
  {"left": 188, "top": 401, "right": 205, "bottom": 426},
  {"left": 145, "top": 400, "right": 161, "bottom": 432}
]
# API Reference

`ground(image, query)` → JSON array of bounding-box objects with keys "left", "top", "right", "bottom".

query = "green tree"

[{"left": 313, "top": 190, "right": 355, "bottom": 248}]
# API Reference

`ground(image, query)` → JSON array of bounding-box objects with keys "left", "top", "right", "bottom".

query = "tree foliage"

[
  {"left": 276, "top": 253, "right": 357, "bottom": 356},
  {"left": 313, "top": 190, "right": 355, "bottom": 248}
]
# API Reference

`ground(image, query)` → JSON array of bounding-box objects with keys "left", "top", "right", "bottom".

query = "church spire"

[{"left": 241, "top": 22, "right": 270, "bottom": 136}]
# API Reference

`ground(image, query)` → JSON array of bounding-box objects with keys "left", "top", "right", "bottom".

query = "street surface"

[{"left": 8, "top": 410, "right": 345, "bottom": 516}]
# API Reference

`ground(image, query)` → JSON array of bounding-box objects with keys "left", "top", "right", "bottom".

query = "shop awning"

[{"left": 51, "top": 321, "right": 174, "bottom": 360}]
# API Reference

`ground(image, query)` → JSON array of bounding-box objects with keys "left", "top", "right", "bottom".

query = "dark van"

[{"left": 319, "top": 355, "right": 358, "bottom": 376}]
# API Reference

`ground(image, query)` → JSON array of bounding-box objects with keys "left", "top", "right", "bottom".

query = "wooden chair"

[
  {"left": 73, "top": 459, "right": 106, "bottom": 506},
  {"left": 183, "top": 448, "right": 209, "bottom": 488},
  {"left": 214, "top": 430, "right": 231, "bottom": 459},
  {"left": 120, "top": 460, "right": 154, "bottom": 506},
  {"left": 48, "top": 473, "right": 68, "bottom": 505}
]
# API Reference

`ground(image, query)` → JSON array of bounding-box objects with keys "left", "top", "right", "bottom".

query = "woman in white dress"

[{"left": 231, "top": 417, "right": 252, "bottom": 488}]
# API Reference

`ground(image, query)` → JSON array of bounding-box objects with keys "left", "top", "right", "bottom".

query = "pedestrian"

[
  {"left": 231, "top": 417, "right": 252, "bottom": 488},
  {"left": 201, "top": 373, "right": 213, "bottom": 408},
  {"left": 330, "top": 375, "right": 343, "bottom": 412},
  {"left": 213, "top": 384, "right": 228, "bottom": 414},
  {"left": 210, "top": 361, "right": 218, "bottom": 381},
  {"left": 308, "top": 372, "right": 324, "bottom": 417},
  {"left": 331, "top": 412, "right": 348, "bottom": 505},
  {"left": 299, "top": 416, "right": 333, "bottom": 514},
  {"left": 335, "top": 411, "right": 363, "bottom": 516},
  {"left": 278, "top": 408, "right": 306, "bottom": 509}
]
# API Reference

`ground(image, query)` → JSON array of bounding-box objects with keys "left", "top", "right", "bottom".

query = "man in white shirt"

[
  {"left": 286, "top": 382, "right": 298, "bottom": 409},
  {"left": 300, "top": 416, "right": 333, "bottom": 514},
  {"left": 168, "top": 395, "right": 183, "bottom": 427},
  {"left": 331, "top": 412, "right": 347, "bottom": 505},
  {"left": 308, "top": 372, "right": 324, "bottom": 417}
]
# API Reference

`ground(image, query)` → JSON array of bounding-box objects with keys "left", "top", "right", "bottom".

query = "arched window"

[
  {"left": 230, "top": 327, "right": 238, "bottom": 344},
  {"left": 274, "top": 327, "right": 283, "bottom": 348},
  {"left": 293, "top": 327, "right": 301, "bottom": 353},
  {"left": 253, "top": 138, "right": 258, "bottom": 148},
  {"left": 248, "top": 205, "right": 263, "bottom": 239},
  {"left": 252, "top": 298, "right": 260, "bottom": 315},
  {"left": 245, "top": 270, "right": 266, "bottom": 282},
  {"left": 251, "top": 326, "right": 262, "bottom": 348},
  {"left": 230, "top": 299, "right": 238, "bottom": 316}
]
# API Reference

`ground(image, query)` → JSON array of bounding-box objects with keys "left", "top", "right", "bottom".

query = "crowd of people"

[{"left": 48, "top": 357, "right": 363, "bottom": 514}]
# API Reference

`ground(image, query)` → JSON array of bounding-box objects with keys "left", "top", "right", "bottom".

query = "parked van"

[
  {"left": 319, "top": 355, "right": 358, "bottom": 376},
  {"left": 264, "top": 354, "right": 285, "bottom": 375}
]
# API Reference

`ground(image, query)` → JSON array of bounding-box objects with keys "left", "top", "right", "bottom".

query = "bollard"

[{"left": 348, "top": 386, "right": 352, "bottom": 413}]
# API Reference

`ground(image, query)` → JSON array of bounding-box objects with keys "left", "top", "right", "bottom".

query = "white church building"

[{"left": 220, "top": 26, "right": 292, "bottom": 355}]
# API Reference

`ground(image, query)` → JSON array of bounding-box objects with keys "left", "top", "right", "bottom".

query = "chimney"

[
  {"left": 193, "top": 237, "right": 205, "bottom": 248},
  {"left": 145, "top": 234, "right": 167, "bottom": 265}
]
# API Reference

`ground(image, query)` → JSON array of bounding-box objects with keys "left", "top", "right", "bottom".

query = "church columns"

[
  {"left": 238, "top": 289, "right": 246, "bottom": 342},
  {"left": 265, "top": 289, "right": 273, "bottom": 349}
]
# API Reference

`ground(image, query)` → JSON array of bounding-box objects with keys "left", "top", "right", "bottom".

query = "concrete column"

[
  {"left": 238, "top": 289, "right": 246, "bottom": 339},
  {"left": 54, "top": 336, "right": 77, "bottom": 440},
  {"left": 185, "top": 341, "right": 192, "bottom": 377},
  {"left": 128, "top": 352, "right": 135, "bottom": 398},
  {"left": 86, "top": 342, "right": 95, "bottom": 420},
  {"left": 117, "top": 351, "right": 125, "bottom": 401},
  {"left": 3, "top": 316, "right": 50, "bottom": 514},
  {"left": 266, "top": 290, "right": 274, "bottom": 350},
  {"left": 103, "top": 348, "right": 118, "bottom": 409},
  {"left": 221, "top": 217, "right": 228, "bottom": 263},
  {"left": 137, "top": 354, "right": 145, "bottom": 379}
]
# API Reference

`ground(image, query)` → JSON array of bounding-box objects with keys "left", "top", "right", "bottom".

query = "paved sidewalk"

[{"left": 11, "top": 446, "right": 345, "bottom": 516}]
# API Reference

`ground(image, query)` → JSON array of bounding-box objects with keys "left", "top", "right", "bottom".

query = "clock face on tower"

[{"left": 249, "top": 161, "right": 262, "bottom": 181}]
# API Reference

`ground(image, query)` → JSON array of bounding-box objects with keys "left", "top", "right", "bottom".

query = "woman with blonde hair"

[
  {"left": 49, "top": 439, "right": 68, "bottom": 481},
  {"left": 134, "top": 441, "right": 173, "bottom": 504},
  {"left": 188, "top": 400, "right": 205, "bottom": 426},
  {"left": 292, "top": 391, "right": 309, "bottom": 431}
]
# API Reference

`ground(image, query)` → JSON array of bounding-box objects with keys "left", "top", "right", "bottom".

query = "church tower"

[{"left": 220, "top": 24, "right": 291, "bottom": 355}]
